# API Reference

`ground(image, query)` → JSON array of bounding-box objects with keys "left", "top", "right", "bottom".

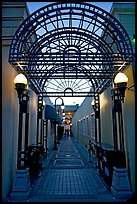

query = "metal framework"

[{"left": 9, "top": 2, "right": 133, "bottom": 97}]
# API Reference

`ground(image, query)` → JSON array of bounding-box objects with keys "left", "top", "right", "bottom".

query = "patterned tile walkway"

[{"left": 28, "top": 136, "right": 123, "bottom": 202}]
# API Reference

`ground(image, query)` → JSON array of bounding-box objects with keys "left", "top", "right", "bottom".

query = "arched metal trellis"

[{"left": 9, "top": 2, "right": 133, "bottom": 97}]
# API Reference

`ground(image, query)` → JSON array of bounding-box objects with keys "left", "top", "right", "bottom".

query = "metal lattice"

[{"left": 9, "top": 2, "right": 133, "bottom": 97}]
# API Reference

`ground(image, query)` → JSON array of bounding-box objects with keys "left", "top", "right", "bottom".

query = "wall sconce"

[
  {"left": 113, "top": 72, "right": 128, "bottom": 102},
  {"left": 14, "top": 73, "right": 28, "bottom": 103}
]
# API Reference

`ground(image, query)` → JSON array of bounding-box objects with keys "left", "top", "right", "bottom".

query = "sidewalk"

[{"left": 27, "top": 136, "right": 128, "bottom": 202}]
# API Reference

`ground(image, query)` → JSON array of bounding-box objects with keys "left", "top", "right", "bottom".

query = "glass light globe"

[
  {"left": 61, "top": 103, "right": 65, "bottom": 109},
  {"left": 14, "top": 74, "right": 27, "bottom": 85},
  {"left": 114, "top": 73, "right": 128, "bottom": 84}
]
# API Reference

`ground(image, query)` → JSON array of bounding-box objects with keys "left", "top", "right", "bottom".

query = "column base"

[
  {"left": 111, "top": 167, "right": 132, "bottom": 199},
  {"left": 9, "top": 168, "right": 32, "bottom": 201}
]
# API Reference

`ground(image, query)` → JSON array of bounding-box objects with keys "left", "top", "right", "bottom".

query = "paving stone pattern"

[{"left": 28, "top": 136, "right": 121, "bottom": 202}]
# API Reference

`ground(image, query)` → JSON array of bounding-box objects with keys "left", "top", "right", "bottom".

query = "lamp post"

[
  {"left": 37, "top": 95, "right": 45, "bottom": 145},
  {"left": 10, "top": 73, "right": 31, "bottom": 201},
  {"left": 91, "top": 95, "right": 102, "bottom": 175},
  {"left": 14, "top": 73, "right": 29, "bottom": 169},
  {"left": 91, "top": 94, "right": 101, "bottom": 146},
  {"left": 53, "top": 97, "right": 65, "bottom": 150},
  {"left": 111, "top": 72, "right": 128, "bottom": 152},
  {"left": 111, "top": 72, "right": 132, "bottom": 199}
]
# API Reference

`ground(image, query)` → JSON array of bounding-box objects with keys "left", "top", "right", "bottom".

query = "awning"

[{"left": 44, "top": 105, "right": 62, "bottom": 124}]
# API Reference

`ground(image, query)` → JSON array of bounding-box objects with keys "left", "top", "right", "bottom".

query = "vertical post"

[
  {"left": 53, "top": 119, "right": 58, "bottom": 150},
  {"left": 111, "top": 73, "right": 132, "bottom": 199},
  {"left": 98, "top": 95, "right": 101, "bottom": 146},
  {"left": 11, "top": 74, "right": 31, "bottom": 201},
  {"left": 36, "top": 96, "right": 39, "bottom": 145},
  {"left": 112, "top": 107, "right": 118, "bottom": 151},
  {"left": 53, "top": 97, "right": 64, "bottom": 150},
  {"left": 17, "top": 91, "right": 29, "bottom": 170},
  {"left": 57, "top": 108, "right": 61, "bottom": 144},
  {"left": 94, "top": 94, "right": 101, "bottom": 146},
  {"left": 25, "top": 113, "right": 29, "bottom": 150},
  {"left": 43, "top": 120, "right": 47, "bottom": 157},
  {"left": 46, "top": 120, "right": 48, "bottom": 155},
  {"left": 111, "top": 89, "right": 126, "bottom": 155},
  {"left": 118, "top": 100, "right": 125, "bottom": 152},
  {"left": 94, "top": 114, "right": 97, "bottom": 144},
  {"left": 37, "top": 95, "right": 43, "bottom": 144},
  {"left": 40, "top": 118, "right": 43, "bottom": 145},
  {"left": 17, "top": 104, "right": 23, "bottom": 169}
]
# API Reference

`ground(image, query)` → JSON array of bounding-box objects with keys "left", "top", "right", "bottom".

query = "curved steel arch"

[
  {"left": 9, "top": 2, "right": 133, "bottom": 96},
  {"left": 31, "top": 29, "right": 114, "bottom": 90}
]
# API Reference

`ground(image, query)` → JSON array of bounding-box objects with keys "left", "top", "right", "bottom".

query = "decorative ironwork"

[{"left": 9, "top": 2, "right": 133, "bottom": 96}]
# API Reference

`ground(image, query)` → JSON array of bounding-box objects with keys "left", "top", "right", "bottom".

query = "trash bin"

[
  {"left": 27, "top": 145, "right": 42, "bottom": 177},
  {"left": 95, "top": 143, "right": 126, "bottom": 187}
]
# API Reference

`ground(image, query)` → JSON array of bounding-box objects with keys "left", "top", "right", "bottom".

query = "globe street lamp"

[
  {"left": 111, "top": 72, "right": 128, "bottom": 152},
  {"left": 10, "top": 73, "right": 31, "bottom": 201},
  {"left": 91, "top": 94, "right": 101, "bottom": 145},
  {"left": 54, "top": 97, "right": 65, "bottom": 149},
  {"left": 61, "top": 101, "right": 65, "bottom": 110},
  {"left": 14, "top": 73, "right": 29, "bottom": 169},
  {"left": 111, "top": 72, "right": 132, "bottom": 199},
  {"left": 14, "top": 73, "right": 28, "bottom": 104},
  {"left": 113, "top": 72, "right": 128, "bottom": 102}
]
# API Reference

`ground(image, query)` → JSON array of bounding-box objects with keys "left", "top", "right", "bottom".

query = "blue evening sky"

[{"left": 26, "top": 2, "right": 113, "bottom": 14}]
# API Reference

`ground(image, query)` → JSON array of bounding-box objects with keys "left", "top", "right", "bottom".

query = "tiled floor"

[{"left": 28, "top": 136, "right": 123, "bottom": 202}]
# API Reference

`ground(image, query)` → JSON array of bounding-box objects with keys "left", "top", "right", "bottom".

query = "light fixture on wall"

[
  {"left": 113, "top": 72, "right": 128, "bottom": 102},
  {"left": 14, "top": 73, "right": 28, "bottom": 103}
]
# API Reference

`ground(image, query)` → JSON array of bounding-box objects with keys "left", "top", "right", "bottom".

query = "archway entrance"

[
  {"left": 9, "top": 2, "right": 133, "bottom": 102},
  {"left": 8, "top": 3, "right": 134, "bottom": 200}
]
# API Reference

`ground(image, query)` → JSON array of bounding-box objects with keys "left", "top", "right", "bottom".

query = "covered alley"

[{"left": 2, "top": 2, "right": 135, "bottom": 202}]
